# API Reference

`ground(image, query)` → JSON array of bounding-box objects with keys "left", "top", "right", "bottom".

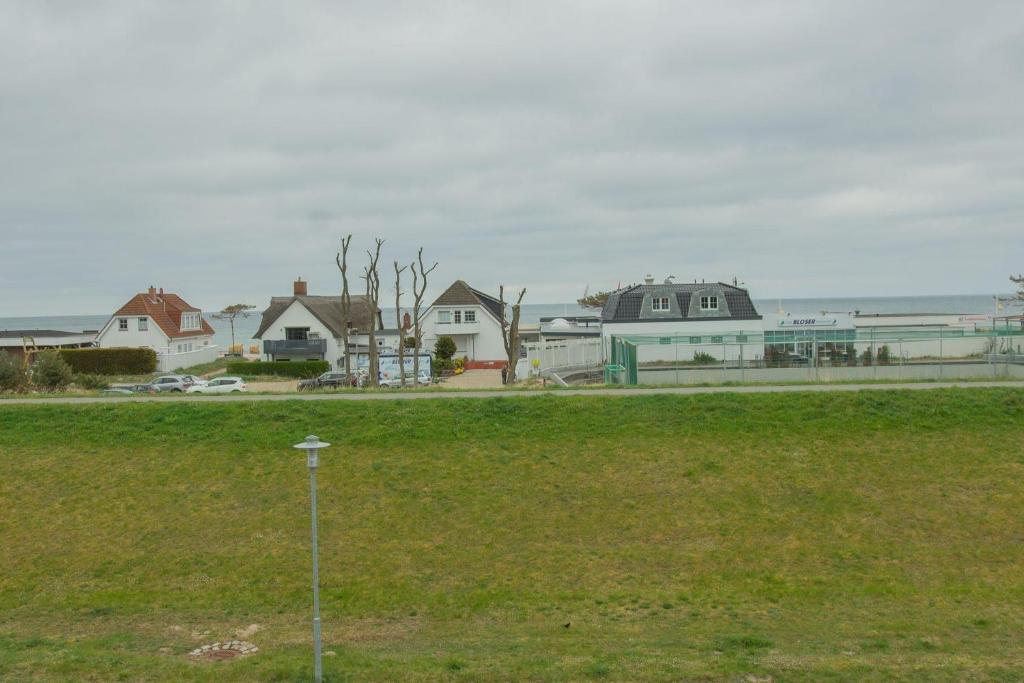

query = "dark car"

[{"left": 298, "top": 371, "right": 352, "bottom": 391}]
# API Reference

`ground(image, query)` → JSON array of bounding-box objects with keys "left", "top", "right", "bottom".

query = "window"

[
  {"left": 464, "top": 310, "right": 476, "bottom": 323},
  {"left": 138, "top": 317, "right": 148, "bottom": 331},
  {"left": 689, "top": 336, "right": 701, "bottom": 344},
  {"left": 700, "top": 295, "right": 719, "bottom": 311},
  {"left": 118, "top": 318, "right": 128, "bottom": 331},
  {"left": 454, "top": 310, "right": 462, "bottom": 324},
  {"left": 437, "top": 310, "right": 451, "bottom": 324},
  {"left": 711, "top": 336, "right": 724, "bottom": 344},
  {"left": 652, "top": 296, "right": 670, "bottom": 312},
  {"left": 181, "top": 312, "right": 201, "bottom": 330},
  {"left": 736, "top": 334, "right": 748, "bottom": 343},
  {"left": 285, "top": 327, "right": 309, "bottom": 341}
]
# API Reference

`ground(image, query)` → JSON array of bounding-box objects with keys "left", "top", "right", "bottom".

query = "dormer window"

[
  {"left": 700, "top": 295, "right": 719, "bottom": 311},
  {"left": 181, "top": 312, "right": 201, "bottom": 330},
  {"left": 464, "top": 310, "right": 476, "bottom": 323},
  {"left": 437, "top": 310, "right": 451, "bottom": 324},
  {"left": 652, "top": 296, "right": 670, "bottom": 312},
  {"left": 454, "top": 310, "right": 462, "bottom": 324}
]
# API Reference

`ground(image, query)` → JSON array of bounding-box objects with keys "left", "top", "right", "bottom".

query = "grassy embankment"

[{"left": 1, "top": 389, "right": 1023, "bottom": 681}]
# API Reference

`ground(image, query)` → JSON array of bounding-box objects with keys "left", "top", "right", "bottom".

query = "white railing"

[{"left": 519, "top": 339, "right": 603, "bottom": 379}]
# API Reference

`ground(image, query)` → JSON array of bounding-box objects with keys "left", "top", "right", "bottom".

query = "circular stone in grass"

[{"left": 188, "top": 641, "right": 258, "bottom": 662}]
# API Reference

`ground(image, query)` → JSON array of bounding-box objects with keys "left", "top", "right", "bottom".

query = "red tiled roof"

[{"left": 112, "top": 291, "right": 215, "bottom": 339}]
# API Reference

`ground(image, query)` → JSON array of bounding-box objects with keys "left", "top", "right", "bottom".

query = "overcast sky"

[{"left": 2, "top": 1, "right": 1023, "bottom": 316}]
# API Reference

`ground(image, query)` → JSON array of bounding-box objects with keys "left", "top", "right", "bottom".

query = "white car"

[
  {"left": 379, "top": 373, "right": 432, "bottom": 388},
  {"left": 186, "top": 376, "right": 247, "bottom": 394}
]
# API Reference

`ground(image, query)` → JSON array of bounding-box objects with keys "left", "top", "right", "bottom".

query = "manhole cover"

[{"left": 189, "top": 640, "right": 258, "bottom": 661}]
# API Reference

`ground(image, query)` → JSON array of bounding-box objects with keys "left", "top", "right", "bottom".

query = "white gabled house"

[
  {"left": 421, "top": 280, "right": 507, "bottom": 366},
  {"left": 254, "top": 278, "right": 398, "bottom": 370},
  {"left": 95, "top": 286, "right": 218, "bottom": 371}
]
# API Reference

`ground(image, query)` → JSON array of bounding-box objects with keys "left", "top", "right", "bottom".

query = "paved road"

[{"left": 2, "top": 380, "right": 1023, "bottom": 406}]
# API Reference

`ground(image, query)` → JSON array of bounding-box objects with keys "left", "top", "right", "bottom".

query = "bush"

[
  {"left": 693, "top": 351, "right": 717, "bottom": 364},
  {"left": 861, "top": 348, "right": 873, "bottom": 366},
  {"left": 877, "top": 345, "right": 892, "bottom": 366},
  {"left": 58, "top": 347, "right": 157, "bottom": 375},
  {"left": 434, "top": 336, "right": 456, "bottom": 361},
  {"left": 74, "top": 373, "right": 110, "bottom": 391},
  {"left": 404, "top": 336, "right": 417, "bottom": 349},
  {"left": 31, "top": 351, "right": 74, "bottom": 391},
  {"left": 226, "top": 360, "right": 329, "bottom": 378},
  {"left": 0, "top": 353, "right": 28, "bottom": 392}
]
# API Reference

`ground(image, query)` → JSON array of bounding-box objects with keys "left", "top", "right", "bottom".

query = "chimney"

[
  {"left": 294, "top": 278, "right": 308, "bottom": 296},
  {"left": 148, "top": 286, "right": 156, "bottom": 299},
  {"left": 644, "top": 274, "right": 654, "bottom": 285}
]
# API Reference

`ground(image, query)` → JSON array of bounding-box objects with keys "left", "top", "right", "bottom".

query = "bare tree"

[
  {"left": 361, "top": 238, "right": 385, "bottom": 387},
  {"left": 410, "top": 247, "right": 438, "bottom": 384},
  {"left": 393, "top": 260, "right": 408, "bottom": 387},
  {"left": 335, "top": 235, "right": 353, "bottom": 379},
  {"left": 499, "top": 285, "right": 526, "bottom": 385}
]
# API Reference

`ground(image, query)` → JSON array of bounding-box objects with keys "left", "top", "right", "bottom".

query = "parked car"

[
  {"left": 180, "top": 374, "right": 207, "bottom": 387},
  {"left": 150, "top": 375, "right": 192, "bottom": 392},
  {"left": 379, "top": 372, "right": 432, "bottom": 388},
  {"left": 298, "top": 371, "right": 353, "bottom": 391},
  {"left": 102, "top": 383, "right": 158, "bottom": 396},
  {"left": 186, "top": 377, "right": 247, "bottom": 394}
]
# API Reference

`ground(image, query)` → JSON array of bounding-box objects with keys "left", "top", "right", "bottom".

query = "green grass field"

[{"left": 2, "top": 389, "right": 1023, "bottom": 681}]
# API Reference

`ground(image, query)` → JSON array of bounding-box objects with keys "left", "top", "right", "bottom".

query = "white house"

[
  {"left": 601, "top": 276, "right": 764, "bottom": 362},
  {"left": 254, "top": 278, "right": 397, "bottom": 371},
  {"left": 95, "top": 286, "right": 218, "bottom": 371},
  {"left": 421, "top": 280, "right": 507, "bottom": 366}
]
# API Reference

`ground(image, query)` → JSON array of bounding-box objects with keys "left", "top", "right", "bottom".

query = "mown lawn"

[{"left": 1, "top": 389, "right": 1023, "bottom": 681}]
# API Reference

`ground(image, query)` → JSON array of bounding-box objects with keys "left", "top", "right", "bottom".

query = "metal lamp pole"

[{"left": 294, "top": 435, "right": 330, "bottom": 683}]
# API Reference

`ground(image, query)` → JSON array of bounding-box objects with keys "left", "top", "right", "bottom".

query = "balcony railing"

[{"left": 263, "top": 339, "right": 327, "bottom": 355}]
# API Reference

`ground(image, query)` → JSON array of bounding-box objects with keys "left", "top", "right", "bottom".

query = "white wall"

[
  {"left": 96, "top": 315, "right": 213, "bottom": 356},
  {"left": 637, "top": 361, "right": 1024, "bottom": 385},
  {"left": 159, "top": 345, "right": 220, "bottom": 372},
  {"left": 603, "top": 320, "right": 764, "bottom": 362},
  {"left": 258, "top": 300, "right": 342, "bottom": 368},
  {"left": 421, "top": 304, "right": 506, "bottom": 361}
]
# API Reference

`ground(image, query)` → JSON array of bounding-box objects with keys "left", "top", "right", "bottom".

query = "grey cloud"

[{"left": 1, "top": 0, "right": 1023, "bottom": 316}]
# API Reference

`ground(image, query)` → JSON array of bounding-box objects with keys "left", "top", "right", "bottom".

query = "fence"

[
  {"left": 607, "top": 327, "right": 1024, "bottom": 386},
  {"left": 518, "top": 339, "right": 603, "bottom": 380}
]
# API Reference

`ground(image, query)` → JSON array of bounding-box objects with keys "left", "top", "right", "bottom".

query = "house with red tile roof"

[{"left": 95, "top": 287, "right": 218, "bottom": 371}]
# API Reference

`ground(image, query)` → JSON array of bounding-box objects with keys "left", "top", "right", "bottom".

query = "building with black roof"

[{"left": 601, "top": 275, "right": 764, "bottom": 362}]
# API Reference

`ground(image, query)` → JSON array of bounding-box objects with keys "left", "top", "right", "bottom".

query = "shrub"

[
  {"left": 693, "top": 351, "right": 717, "bottom": 365},
  {"left": 58, "top": 347, "right": 157, "bottom": 375},
  {"left": 0, "top": 353, "right": 28, "bottom": 392},
  {"left": 226, "top": 360, "right": 329, "bottom": 378},
  {"left": 31, "top": 351, "right": 74, "bottom": 391},
  {"left": 434, "top": 336, "right": 456, "bottom": 361},
  {"left": 404, "top": 336, "right": 417, "bottom": 349},
  {"left": 861, "top": 348, "right": 873, "bottom": 366},
  {"left": 877, "top": 345, "right": 892, "bottom": 365},
  {"left": 73, "top": 373, "right": 110, "bottom": 391}
]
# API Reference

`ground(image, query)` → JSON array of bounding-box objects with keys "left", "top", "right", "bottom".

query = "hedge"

[
  {"left": 58, "top": 348, "right": 157, "bottom": 375},
  {"left": 226, "top": 360, "right": 329, "bottom": 378}
]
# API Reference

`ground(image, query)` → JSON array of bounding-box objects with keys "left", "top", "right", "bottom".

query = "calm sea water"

[{"left": 1, "top": 294, "right": 1014, "bottom": 348}]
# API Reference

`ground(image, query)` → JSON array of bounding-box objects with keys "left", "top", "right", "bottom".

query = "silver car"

[{"left": 150, "top": 375, "right": 191, "bottom": 392}]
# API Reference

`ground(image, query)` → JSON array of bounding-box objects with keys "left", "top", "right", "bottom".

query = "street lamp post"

[{"left": 294, "top": 434, "right": 330, "bottom": 683}]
